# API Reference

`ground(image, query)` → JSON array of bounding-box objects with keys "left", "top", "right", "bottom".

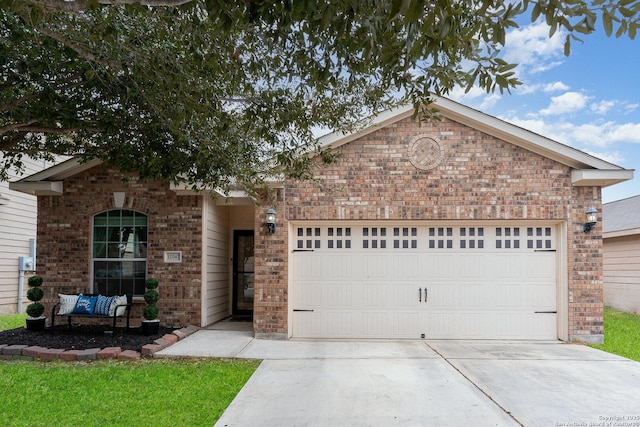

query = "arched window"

[{"left": 92, "top": 210, "right": 147, "bottom": 296}]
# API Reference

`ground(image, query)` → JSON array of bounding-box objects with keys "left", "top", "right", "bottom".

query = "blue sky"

[{"left": 448, "top": 19, "right": 640, "bottom": 204}]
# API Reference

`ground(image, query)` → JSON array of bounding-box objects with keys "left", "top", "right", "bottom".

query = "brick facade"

[
  {"left": 253, "top": 115, "right": 603, "bottom": 342},
  {"left": 37, "top": 164, "right": 203, "bottom": 328}
]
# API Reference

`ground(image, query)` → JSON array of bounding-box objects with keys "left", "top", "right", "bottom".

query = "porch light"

[
  {"left": 583, "top": 207, "right": 598, "bottom": 233},
  {"left": 266, "top": 208, "right": 276, "bottom": 234}
]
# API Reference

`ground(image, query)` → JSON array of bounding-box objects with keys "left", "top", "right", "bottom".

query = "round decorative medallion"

[{"left": 408, "top": 136, "right": 443, "bottom": 170}]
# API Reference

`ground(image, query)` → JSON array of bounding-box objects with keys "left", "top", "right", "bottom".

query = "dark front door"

[{"left": 233, "top": 230, "right": 255, "bottom": 316}]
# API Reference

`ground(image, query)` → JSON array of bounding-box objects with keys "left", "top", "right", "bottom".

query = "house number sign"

[
  {"left": 163, "top": 251, "right": 183, "bottom": 263},
  {"left": 409, "top": 136, "right": 444, "bottom": 170}
]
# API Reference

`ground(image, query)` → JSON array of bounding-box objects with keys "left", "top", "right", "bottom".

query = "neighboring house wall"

[
  {"left": 254, "top": 114, "right": 603, "bottom": 342},
  {"left": 0, "top": 158, "right": 54, "bottom": 315},
  {"left": 36, "top": 164, "right": 203, "bottom": 327},
  {"left": 604, "top": 234, "right": 640, "bottom": 314}
]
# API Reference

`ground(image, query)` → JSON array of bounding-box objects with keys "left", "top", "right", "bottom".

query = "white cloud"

[
  {"left": 503, "top": 21, "right": 566, "bottom": 73},
  {"left": 506, "top": 115, "right": 640, "bottom": 150},
  {"left": 590, "top": 100, "right": 617, "bottom": 115},
  {"left": 539, "top": 92, "right": 590, "bottom": 116},
  {"left": 543, "top": 82, "right": 570, "bottom": 92},
  {"left": 584, "top": 150, "right": 625, "bottom": 165},
  {"left": 518, "top": 81, "right": 569, "bottom": 95}
]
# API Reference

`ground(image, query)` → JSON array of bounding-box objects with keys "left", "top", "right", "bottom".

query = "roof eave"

[
  {"left": 571, "top": 169, "right": 635, "bottom": 188},
  {"left": 8, "top": 181, "right": 64, "bottom": 195}
]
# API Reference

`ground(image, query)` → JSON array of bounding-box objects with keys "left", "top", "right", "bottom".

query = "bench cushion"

[
  {"left": 111, "top": 295, "right": 128, "bottom": 316},
  {"left": 58, "top": 294, "right": 80, "bottom": 315},
  {"left": 95, "top": 295, "right": 116, "bottom": 316},
  {"left": 73, "top": 294, "right": 98, "bottom": 315}
]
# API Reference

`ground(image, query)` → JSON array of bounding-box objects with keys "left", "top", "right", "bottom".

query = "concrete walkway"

[{"left": 156, "top": 331, "right": 640, "bottom": 427}]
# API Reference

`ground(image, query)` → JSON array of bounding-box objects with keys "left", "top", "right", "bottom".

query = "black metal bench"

[{"left": 51, "top": 294, "right": 133, "bottom": 331}]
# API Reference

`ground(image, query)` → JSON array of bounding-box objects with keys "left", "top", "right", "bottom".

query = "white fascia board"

[
  {"left": 432, "top": 98, "right": 624, "bottom": 170},
  {"left": 319, "top": 104, "right": 415, "bottom": 149},
  {"left": 571, "top": 169, "right": 635, "bottom": 188},
  {"left": 604, "top": 228, "right": 640, "bottom": 239},
  {"left": 8, "top": 181, "right": 64, "bottom": 195},
  {"left": 14, "top": 157, "right": 102, "bottom": 182}
]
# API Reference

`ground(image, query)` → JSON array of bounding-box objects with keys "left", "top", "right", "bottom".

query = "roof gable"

[{"left": 319, "top": 97, "right": 633, "bottom": 188}]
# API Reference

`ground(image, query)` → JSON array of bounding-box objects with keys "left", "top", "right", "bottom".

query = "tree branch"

[
  {"left": 0, "top": 120, "right": 40, "bottom": 136},
  {"left": 24, "top": 0, "right": 194, "bottom": 12},
  {"left": 34, "top": 26, "right": 122, "bottom": 68}
]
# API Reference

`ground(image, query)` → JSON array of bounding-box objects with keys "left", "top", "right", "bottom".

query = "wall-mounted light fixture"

[
  {"left": 583, "top": 207, "right": 598, "bottom": 233},
  {"left": 113, "top": 192, "right": 126, "bottom": 209},
  {"left": 266, "top": 208, "right": 276, "bottom": 234}
]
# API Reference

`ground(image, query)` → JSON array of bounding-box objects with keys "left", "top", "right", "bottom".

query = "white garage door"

[{"left": 291, "top": 224, "right": 558, "bottom": 340}]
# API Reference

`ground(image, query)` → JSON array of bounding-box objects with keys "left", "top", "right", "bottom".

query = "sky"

[{"left": 447, "top": 18, "right": 640, "bottom": 204}]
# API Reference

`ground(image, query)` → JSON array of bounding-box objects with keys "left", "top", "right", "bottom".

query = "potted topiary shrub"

[
  {"left": 141, "top": 277, "right": 160, "bottom": 335},
  {"left": 25, "top": 275, "right": 46, "bottom": 331}
]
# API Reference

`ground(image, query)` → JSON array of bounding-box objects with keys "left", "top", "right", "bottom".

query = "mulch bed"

[{"left": 0, "top": 324, "right": 177, "bottom": 352}]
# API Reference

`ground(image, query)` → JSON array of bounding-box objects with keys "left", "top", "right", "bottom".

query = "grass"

[
  {"left": 589, "top": 306, "right": 640, "bottom": 362},
  {"left": 0, "top": 313, "right": 27, "bottom": 331},
  {"left": 0, "top": 358, "right": 260, "bottom": 427}
]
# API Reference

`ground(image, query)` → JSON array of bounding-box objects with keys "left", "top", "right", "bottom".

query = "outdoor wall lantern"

[
  {"left": 266, "top": 208, "right": 277, "bottom": 234},
  {"left": 583, "top": 207, "right": 598, "bottom": 233}
]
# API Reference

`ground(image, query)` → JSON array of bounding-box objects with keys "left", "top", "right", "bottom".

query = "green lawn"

[
  {"left": 589, "top": 306, "right": 640, "bottom": 362},
  {"left": 0, "top": 313, "right": 27, "bottom": 331},
  {"left": 0, "top": 358, "right": 259, "bottom": 427},
  {"left": 0, "top": 314, "right": 259, "bottom": 427}
]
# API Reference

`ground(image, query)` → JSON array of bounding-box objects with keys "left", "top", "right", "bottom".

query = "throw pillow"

[
  {"left": 57, "top": 294, "right": 79, "bottom": 315},
  {"left": 95, "top": 295, "right": 116, "bottom": 316},
  {"left": 73, "top": 294, "right": 97, "bottom": 315},
  {"left": 110, "top": 295, "right": 128, "bottom": 317}
]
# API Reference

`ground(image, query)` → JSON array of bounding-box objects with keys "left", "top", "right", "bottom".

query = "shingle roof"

[{"left": 603, "top": 195, "right": 640, "bottom": 233}]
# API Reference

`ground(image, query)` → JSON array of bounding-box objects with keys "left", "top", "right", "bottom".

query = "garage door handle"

[
  {"left": 419, "top": 288, "right": 422, "bottom": 302},
  {"left": 424, "top": 287, "right": 428, "bottom": 303}
]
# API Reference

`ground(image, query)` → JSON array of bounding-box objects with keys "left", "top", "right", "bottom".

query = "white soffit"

[
  {"left": 9, "top": 181, "right": 64, "bottom": 195},
  {"left": 571, "top": 169, "right": 635, "bottom": 188}
]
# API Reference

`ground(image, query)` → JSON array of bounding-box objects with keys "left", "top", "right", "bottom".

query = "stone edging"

[{"left": 0, "top": 325, "right": 200, "bottom": 362}]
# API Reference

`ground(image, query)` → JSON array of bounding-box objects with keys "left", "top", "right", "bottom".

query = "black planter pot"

[
  {"left": 26, "top": 317, "right": 46, "bottom": 332},
  {"left": 141, "top": 320, "right": 160, "bottom": 336}
]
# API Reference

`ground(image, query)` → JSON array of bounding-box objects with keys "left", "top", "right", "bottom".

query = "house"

[
  {"left": 9, "top": 98, "right": 633, "bottom": 343},
  {"left": 603, "top": 195, "right": 640, "bottom": 314},
  {"left": 0, "top": 157, "right": 57, "bottom": 315}
]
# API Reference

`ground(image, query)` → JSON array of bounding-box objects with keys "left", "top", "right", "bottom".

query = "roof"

[
  {"left": 9, "top": 97, "right": 634, "bottom": 195},
  {"left": 603, "top": 195, "right": 640, "bottom": 238}
]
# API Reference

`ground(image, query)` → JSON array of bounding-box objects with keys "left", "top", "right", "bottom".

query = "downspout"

[{"left": 17, "top": 238, "right": 37, "bottom": 313}]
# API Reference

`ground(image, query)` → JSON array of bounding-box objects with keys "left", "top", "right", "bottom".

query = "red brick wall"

[
  {"left": 253, "top": 189, "right": 289, "bottom": 338},
  {"left": 254, "top": 115, "right": 603, "bottom": 341},
  {"left": 37, "top": 164, "right": 203, "bottom": 328},
  {"left": 568, "top": 186, "right": 604, "bottom": 342}
]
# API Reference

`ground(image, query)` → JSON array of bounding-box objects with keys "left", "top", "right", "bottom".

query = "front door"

[{"left": 233, "top": 230, "right": 255, "bottom": 316}]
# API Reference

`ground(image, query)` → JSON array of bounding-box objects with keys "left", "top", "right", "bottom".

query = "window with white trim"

[{"left": 92, "top": 210, "right": 147, "bottom": 296}]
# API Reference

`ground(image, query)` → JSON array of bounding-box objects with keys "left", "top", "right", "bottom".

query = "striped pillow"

[{"left": 95, "top": 295, "right": 116, "bottom": 316}]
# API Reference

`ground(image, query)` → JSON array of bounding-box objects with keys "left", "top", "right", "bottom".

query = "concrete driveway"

[{"left": 157, "top": 332, "right": 640, "bottom": 426}]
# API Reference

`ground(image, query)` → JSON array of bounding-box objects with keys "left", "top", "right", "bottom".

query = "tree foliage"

[{"left": 1, "top": 0, "right": 639, "bottom": 192}]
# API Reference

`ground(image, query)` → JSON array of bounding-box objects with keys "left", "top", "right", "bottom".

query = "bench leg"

[{"left": 68, "top": 316, "right": 73, "bottom": 329}]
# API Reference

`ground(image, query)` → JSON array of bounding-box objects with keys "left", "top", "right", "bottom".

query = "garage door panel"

[
  {"left": 362, "top": 254, "right": 390, "bottom": 279},
  {"left": 363, "top": 283, "right": 390, "bottom": 307},
  {"left": 393, "top": 312, "right": 420, "bottom": 336},
  {"left": 362, "top": 312, "right": 391, "bottom": 336},
  {"left": 392, "top": 284, "right": 419, "bottom": 307},
  {"left": 393, "top": 255, "right": 419, "bottom": 278},
  {"left": 326, "top": 283, "right": 353, "bottom": 307},
  {"left": 291, "top": 223, "right": 558, "bottom": 340}
]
